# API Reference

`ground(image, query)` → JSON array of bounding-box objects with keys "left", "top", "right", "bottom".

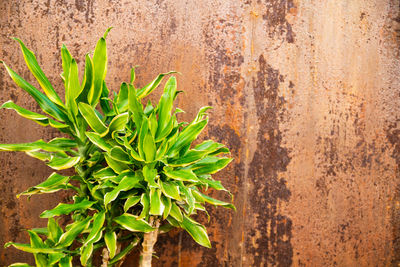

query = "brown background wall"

[{"left": 1, "top": 0, "right": 400, "bottom": 266}]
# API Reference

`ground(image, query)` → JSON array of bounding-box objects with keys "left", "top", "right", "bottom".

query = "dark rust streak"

[
  {"left": 386, "top": 123, "right": 400, "bottom": 266},
  {"left": 261, "top": 0, "right": 296, "bottom": 43},
  {"left": 246, "top": 55, "right": 292, "bottom": 266}
]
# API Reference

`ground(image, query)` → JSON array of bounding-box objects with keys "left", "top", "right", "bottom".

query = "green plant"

[{"left": 1, "top": 28, "right": 234, "bottom": 267}]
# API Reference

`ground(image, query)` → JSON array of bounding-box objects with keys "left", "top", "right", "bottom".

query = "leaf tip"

[{"left": 103, "top": 27, "right": 113, "bottom": 38}]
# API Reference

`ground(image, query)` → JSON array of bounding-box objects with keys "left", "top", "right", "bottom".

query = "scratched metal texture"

[{"left": 0, "top": 0, "right": 399, "bottom": 266}]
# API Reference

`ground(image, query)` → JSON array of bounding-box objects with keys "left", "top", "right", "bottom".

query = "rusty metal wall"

[{"left": 1, "top": 0, "right": 399, "bottom": 266}]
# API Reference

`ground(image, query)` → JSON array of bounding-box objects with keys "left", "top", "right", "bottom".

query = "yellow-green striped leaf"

[
  {"left": 192, "top": 190, "right": 235, "bottom": 210},
  {"left": 104, "top": 154, "right": 129, "bottom": 174},
  {"left": 160, "top": 181, "right": 181, "bottom": 200},
  {"left": 114, "top": 213, "right": 154, "bottom": 232},
  {"left": 181, "top": 215, "right": 211, "bottom": 248},
  {"left": 86, "top": 132, "right": 113, "bottom": 151},
  {"left": 17, "top": 172, "right": 70, "bottom": 198},
  {"left": 88, "top": 36, "right": 107, "bottom": 106},
  {"left": 78, "top": 102, "right": 107, "bottom": 134},
  {"left": 1, "top": 62, "right": 67, "bottom": 121},
  {"left": 84, "top": 211, "right": 105, "bottom": 246},
  {"left": 13, "top": 38, "right": 64, "bottom": 107},
  {"left": 47, "top": 218, "right": 63, "bottom": 243},
  {"left": 47, "top": 156, "right": 80, "bottom": 170},
  {"left": 104, "top": 231, "right": 117, "bottom": 259},
  {"left": 65, "top": 59, "right": 80, "bottom": 116},
  {"left": 4, "top": 242, "right": 63, "bottom": 254},
  {"left": 136, "top": 71, "right": 176, "bottom": 99},
  {"left": 40, "top": 199, "right": 95, "bottom": 218},
  {"left": 149, "top": 187, "right": 164, "bottom": 216},
  {"left": 56, "top": 217, "right": 91, "bottom": 247},
  {"left": 169, "top": 202, "right": 183, "bottom": 222},
  {"left": 164, "top": 169, "right": 198, "bottom": 182},
  {"left": 124, "top": 195, "right": 141, "bottom": 212},
  {"left": 101, "top": 112, "right": 129, "bottom": 137}
]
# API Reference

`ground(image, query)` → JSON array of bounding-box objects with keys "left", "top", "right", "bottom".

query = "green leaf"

[
  {"left": 114, "top": 213, "right": 154, "bottom": 232},
  {"left": 76, "top": 54, "right": 93, "bottom": 104},
  {"left": 9, "top": 263, "right": 33, "bottom": 267},
  {"left": 164, "top": 169, "right": 199, "bottom": 182},
  {"left": 4, "top": 242, "right": 63, "bottom": 254},
  {"left": 116, "top": 82, "right": 129, "bottom": 112},
  {"left": 65, "top": 59, "right": 80, "bottom": 116},
  {"left": 48, "top": 253, "right": 65, "bottom": 266},
  {"left": 108, "top": 237, "right": 139, "bottom": 264},
  {"left": 104, "top": 154, "right": 129, "bottom": 174},
  {"left": 13, "top": 38, "right": 64, "bottom": 107},
  {"left": 168, "top": 119, "right": 208, "bottom": 157},
  {"left": 138, "top": 193, "right": 150, "bottom": 219},
  {"left": 40, "top": 199, "right": 95, "bottom": 218},
  {"left": 100, "top": 80, "right": 111, "bottom": 115},
  {"left": 192, "top": 157, "right": 233, "bottom": 175},
  {"left": 102, "top": 112, "right": 129, "bottom": 137},
  {"left": 124, "top": 195, "right": 141, "bottom": 212},
  {"left": 28, "top": 230, "right": 44, "bottom": 248},
  {"left": 143, "top": 166, "right": 158, "bottom": 187},
  {"left": 1, "top": 62, "right": 67, "bottom": 121},
  {"left": 31, "top": 227, "right": 48, "bottom": 236},
  {"left": 84, "top": 211, "right": 105, "bottom": 245},
  {"left": 136, "top": 71, "right": 176, "bottom": 99},
  {"left": 142, "top": 130, "right": 156, "bottom": 162},
  {"left": 28, "top": 230, "right": 48, "bottom": 267},
  {"left": 58, "top": 256, "right": 73, "bottom": 267},
  {"left": 88, "top": 37, "right": 107, "bottom": 106},
  {"left": 167, "top": 149, "right": 208, "bottom": 167},
  {"left": 110, "top": 147, "right": 132, "bottom": 163},
  {"left": 47, "top": 156, "right": 80, "bottom": 170},
  {"left": 86, "top": 132, "right": 113, "bottom": 151},
  {"left": 56, "top": 217, "right": 91, "bottom": 247},
  {"left": 128, "top": 84, "right": 144, "bottom": 128},
  {"left": 149, "top": 187, "right": 164, "bottom": 215},
  {"left": 47, "top": 137, "right": 77, "bottom": 149},
  {"left": 197, "top": 175, "right": 227, "bottom": 191},
  {"left": 181, "top": 215, "right": 211, "bottom": 248},
  {"left": 161, "top": 196, "right": 172, "bottom": 219},
  {"left": 192, "top": 190, "right": 235, "bottom": 210},
  {"left": 169, "top": 202, "right": 183, "bottom": 222},
  {"left": 180, "top": 185, "right": 195, "bottom": 214},
  {"left": 61, "top": 45, "right": 72, "bottom": 85},
  {"left": 156, "top": 76, "right": 176, "bottom": 139},
  {"left": 17, "top": 172, "right": 70, "bottom": 198},
  {"left": 47, "top": 218, "right": 63, "bottom": 243},
  {"left": 104, "top": 173, "right": 140, "bottom": 207},
  {"left": 160, "top": 181, "right": 181, "bottom": 200},
  {"left": 93, "top": 167, "right": 116, "bottom": 180},
  {"left": 0, "top": 139, "right": 66, "bottom": 153},
  {"left": 104, "top": 231, "right": 117, "bottom": 259},
  {"left": 129, "top": 66, "right": 137, "bottom": 85},
  {"left": 0, "top": 101, "right": 69, "bottom": 129},
  {"left": 78, "top": 102, "right": 107, "bottom": 134},
  {"left": 80, "top": 242, "right": 93, "bottom": 266}
]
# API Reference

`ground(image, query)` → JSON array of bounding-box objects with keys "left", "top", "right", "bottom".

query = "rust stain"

[
  {"left": 260, "top": 0, "right": 296, "bottom": 43},
  {"left": 244, "top": 55, "right": 292, "bottom": 266},
  {"left": 386, "top": 123, "right": 400, "bottom": 266}
]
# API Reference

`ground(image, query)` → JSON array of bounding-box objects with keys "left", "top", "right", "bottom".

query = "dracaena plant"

[{"left": 1, "top": 28, "right": 234, "bottom": 267}]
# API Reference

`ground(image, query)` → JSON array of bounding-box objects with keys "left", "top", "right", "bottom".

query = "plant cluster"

[{"left": 1, "top": 28, "right": 234, "bottom": 267}]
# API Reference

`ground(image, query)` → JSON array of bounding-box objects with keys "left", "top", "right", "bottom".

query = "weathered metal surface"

[{"left": 0, "top": 0, "right": 399, "bottom": 266}]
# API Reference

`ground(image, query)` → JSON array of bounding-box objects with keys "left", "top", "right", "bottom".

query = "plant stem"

[
  {"left": 101, "top": 247, "right": 109, "bottom": 267},
  {"left": 139, "top": 217, "right": 160, "bottom": 267}
]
